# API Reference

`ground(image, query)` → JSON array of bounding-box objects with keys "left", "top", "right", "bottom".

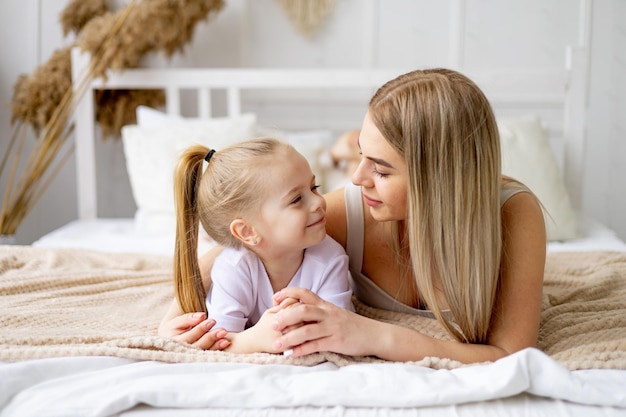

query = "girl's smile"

[{"left": 307, "top": 216, "right": 326, "bottom": 228}]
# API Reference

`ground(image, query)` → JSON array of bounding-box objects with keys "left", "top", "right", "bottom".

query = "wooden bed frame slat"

[{"left": 70, "top": 46, "right": 586, "bottom": 220}]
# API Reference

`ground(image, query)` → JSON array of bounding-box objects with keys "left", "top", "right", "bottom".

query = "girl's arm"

[
  {"left": 206, "top": 251, "right": 288, "bottom": 354},
  {"left": 222, "top": 306, "right": 285, "bottom": 354},
  {"left": 272, "top": 192, "right": 546, "bottom": 363},
  {"left": 311, "top": 251, "right": 354, "bottom": 312},
  {"left": 157, "top": 246, "right": 230, "bottom": 350}
]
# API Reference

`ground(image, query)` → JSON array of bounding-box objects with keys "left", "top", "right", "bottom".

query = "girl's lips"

[
  {"left": 307, "top": 216, "right": 326, "bottom": 227},
  {"left": 363, "top": 194, "right": 382, "bottom": 207}
]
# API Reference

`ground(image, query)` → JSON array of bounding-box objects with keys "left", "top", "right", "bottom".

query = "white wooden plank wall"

[{"left": 1, "top": 0, "right": 624, "bottom": 243}]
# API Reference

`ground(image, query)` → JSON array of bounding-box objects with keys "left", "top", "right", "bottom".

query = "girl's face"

[
  {"left": 352, "top": 111, "right": 408, "bottom": 222},
  {"left": 253, "top": 148, "right": 327, "bottom": 253}
]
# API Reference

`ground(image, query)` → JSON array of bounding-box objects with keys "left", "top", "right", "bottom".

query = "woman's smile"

[{"left": 362, "top": 193, "right": 382, "bottom": 207}]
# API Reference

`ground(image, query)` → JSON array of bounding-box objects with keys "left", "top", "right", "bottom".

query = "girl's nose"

[{"left": 311, "top": 192, "right": 326, "bottom": 211}]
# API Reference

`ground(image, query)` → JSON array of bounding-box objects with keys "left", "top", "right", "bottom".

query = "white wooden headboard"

[{"left": 70, "top": 46, "right": 587, "bottom": 221}]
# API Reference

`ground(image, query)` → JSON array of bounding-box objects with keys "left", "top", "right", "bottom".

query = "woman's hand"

[
  {"left": 158, "top": 311, "right": 231, "bottom": 351},
  {"left": 271, "top": 287, "right": 378, "bottom": 358}
]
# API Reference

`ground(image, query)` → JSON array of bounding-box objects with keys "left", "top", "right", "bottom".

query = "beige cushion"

[{"left": 499, "top": 115, "right": 578, "bottom": 241}]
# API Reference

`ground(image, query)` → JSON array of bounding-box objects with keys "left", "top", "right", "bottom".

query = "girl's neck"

[{"left": 255, "top": 249, "right": 305, "bottom": 293}]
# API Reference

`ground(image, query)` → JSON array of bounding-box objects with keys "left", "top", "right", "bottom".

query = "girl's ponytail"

[{"left": 173, "top": 145, "right": 209, "bottom": 314}]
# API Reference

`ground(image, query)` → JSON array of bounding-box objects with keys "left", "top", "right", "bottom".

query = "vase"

[{"left": 0, "top": 234, "right": 17, "bottom": 245}]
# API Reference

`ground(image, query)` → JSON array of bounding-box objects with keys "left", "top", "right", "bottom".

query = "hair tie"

[{"left": 204, "top": 149, "right": 216, "bottom": 163}]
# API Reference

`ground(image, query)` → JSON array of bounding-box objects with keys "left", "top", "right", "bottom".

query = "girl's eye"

[
  {"left": 311, "top": 185, "right": 320, "bottom": 193},
  {"left": 290, "top": 196, "right": 302, "bottom": 205}
]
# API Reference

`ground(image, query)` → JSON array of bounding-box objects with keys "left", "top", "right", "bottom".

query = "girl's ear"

[{"left": 230, "top": 219, "right": 260, "bottom": 246}]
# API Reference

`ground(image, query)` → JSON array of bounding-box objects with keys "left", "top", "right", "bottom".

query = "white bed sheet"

[
  {"left": 32, "top": 218, "right": 175, "bottom": 255},
  {"left": 22, "top": 213, "right": 626, "bottom": 417},
  {"left": 32, "top": 218, "right": 214, "bottom": 257},
  {"left": 32, "top": 212, "right": 626, "bottom": 255},
  {"left": 2, "top": 348, "right": 625, "bottom": 417}
]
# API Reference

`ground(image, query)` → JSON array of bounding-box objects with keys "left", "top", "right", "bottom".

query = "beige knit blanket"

[{"left": 1, "top": 245, "right": 625, "bottom": 370}]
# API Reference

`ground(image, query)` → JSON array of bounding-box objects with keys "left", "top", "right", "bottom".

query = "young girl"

[{"left": 171, "top": 137, "right": 354, "bottom": 354}]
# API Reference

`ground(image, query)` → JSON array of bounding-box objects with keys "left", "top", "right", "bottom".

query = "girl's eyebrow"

[
  {"left": 281, "top": 175, "right": 316, "bottom": 203},
  {"left": 357, "top": 138, "right": 394, "bottom": 168}
]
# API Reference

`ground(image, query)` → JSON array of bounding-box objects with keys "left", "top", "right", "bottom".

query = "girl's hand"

[
  {"left": 225, "top": 306, "right": 284, "bottom": 354},
  {"left": 273, "top": 295, "right": 300, "bottom": 308},
  {"left": 271, "top": 288, "right": 377, "bottom": 358},
  {"left": 158, "top": 312, "right": 231, "bottom": 351}
]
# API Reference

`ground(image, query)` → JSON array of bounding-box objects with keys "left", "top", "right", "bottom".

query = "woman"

[{"left": 159, "top": 68, "right": 546, "bottom": 363}]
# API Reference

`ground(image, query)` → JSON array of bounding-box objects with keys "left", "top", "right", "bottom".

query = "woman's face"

[{"left": 352, "top": 111, "right": 408, "bottom": 222}]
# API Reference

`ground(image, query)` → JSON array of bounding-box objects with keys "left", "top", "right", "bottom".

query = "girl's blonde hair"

[
  {"left": 369, "top": 68, "right": 502, "bottom": 343},
  {"left": 173, "top": 137, "right": 292, "bottom": 314}
]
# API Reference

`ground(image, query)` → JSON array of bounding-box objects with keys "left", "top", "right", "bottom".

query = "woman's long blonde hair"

[
  {"left": 369, "top": 68, "right": 502, "bottom": 343},
  {"left": 173, "top": 137, "right": 291, "bottom": 314}
]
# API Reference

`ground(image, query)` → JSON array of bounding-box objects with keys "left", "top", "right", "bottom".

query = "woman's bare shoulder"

[
  {"left": 501, "top": 189, "right": 546, "bottom": 250},
  {"left": 324, "top": 187, "right": 348, "bottom": 249}
]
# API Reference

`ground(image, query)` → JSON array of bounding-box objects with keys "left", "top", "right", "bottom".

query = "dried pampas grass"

[
  {"left": 3, "top": 0, "right": 225, "bottom": 235},
  {"left": 60, "top": 0, "right": 108, "bottom": 36},
  {"left": 95, "top": 89, "right": 166, "bottom": 139},
  {"left": 11, "top": 47, "right": 72, "bottom": 135},
  {"left": 11, "top": 0, "right": 225, "bottom": 140},
  {"left": 1, "top": 3, "right": 137, "bottom": 236},
  {"left": 77, "top": 0, "right": 225, "bottom": 78}
]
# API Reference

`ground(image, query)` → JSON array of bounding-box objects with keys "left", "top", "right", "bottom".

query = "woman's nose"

[{"left": 351, "top": 159, "right": 371, "bottom": 187}]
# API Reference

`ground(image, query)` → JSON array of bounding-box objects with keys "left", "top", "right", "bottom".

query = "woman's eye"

[{"left": 373, "top": 168, "right": 388, "bottom": 178}]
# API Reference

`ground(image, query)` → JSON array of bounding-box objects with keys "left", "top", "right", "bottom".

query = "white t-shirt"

[{"left": 207, "top": 235, "right": 354, "bottom": 331}]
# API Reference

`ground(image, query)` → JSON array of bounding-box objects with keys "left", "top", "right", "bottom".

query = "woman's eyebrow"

[
  {"left": 357, "top": 138, "right": 394, "bottom": 168},
  {"left": 366, "top": 156, "right": 393, "bottom": 168}
]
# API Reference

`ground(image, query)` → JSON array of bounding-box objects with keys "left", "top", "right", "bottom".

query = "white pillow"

[
  {"left": 499, "top": 115, "right": 578, "bottom": 241},
  {"left": 136, "top": 105, "right": 186, "bottom": 128},
  {"left": 121, "top": 113, "right": 257, "bottom": 236},
  {"left": 137, "top": 106, "right": 334, "bottom": 191}
]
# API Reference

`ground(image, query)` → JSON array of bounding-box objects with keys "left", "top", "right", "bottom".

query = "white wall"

[
  {"left": 1, "top": 0, "right": 624, "bottom": 244},
  {"left": 0, "top": 0, "right": 74, "bottom": 244},
  {"left": 585, "top": 0, "right": 626, "bottom": 241}
]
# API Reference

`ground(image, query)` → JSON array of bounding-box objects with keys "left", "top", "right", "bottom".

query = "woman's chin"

[{"left": 368, "top": 206, "right": 401, "bottom": 222}]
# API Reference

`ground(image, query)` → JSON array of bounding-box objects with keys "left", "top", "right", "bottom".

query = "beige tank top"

[{"left": 344, "top": 181, "right": 530, "bottom": 316}]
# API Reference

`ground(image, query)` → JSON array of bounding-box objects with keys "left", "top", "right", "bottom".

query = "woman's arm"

[
  {"left": 272, "top": 192, "right": 546, "bottom": 363},
  {"left": 486, "top": 191, "right": 546, "bottom": 353}
]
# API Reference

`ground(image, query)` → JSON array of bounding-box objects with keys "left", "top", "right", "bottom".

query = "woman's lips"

[{"left": 363, "top": 194, "right": 382, "bottom": 207}]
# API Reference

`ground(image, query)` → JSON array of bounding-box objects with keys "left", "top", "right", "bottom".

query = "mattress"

[
  {"left": 4, "top": 219, "right": 626, "bottom": 417},
  {"left": 19, "top": 189, "right": 626, "bottom": 417}
]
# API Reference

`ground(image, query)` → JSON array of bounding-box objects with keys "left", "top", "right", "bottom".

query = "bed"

[{"left": 2, "top": 45, "right": 626, "bottom": 417}]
